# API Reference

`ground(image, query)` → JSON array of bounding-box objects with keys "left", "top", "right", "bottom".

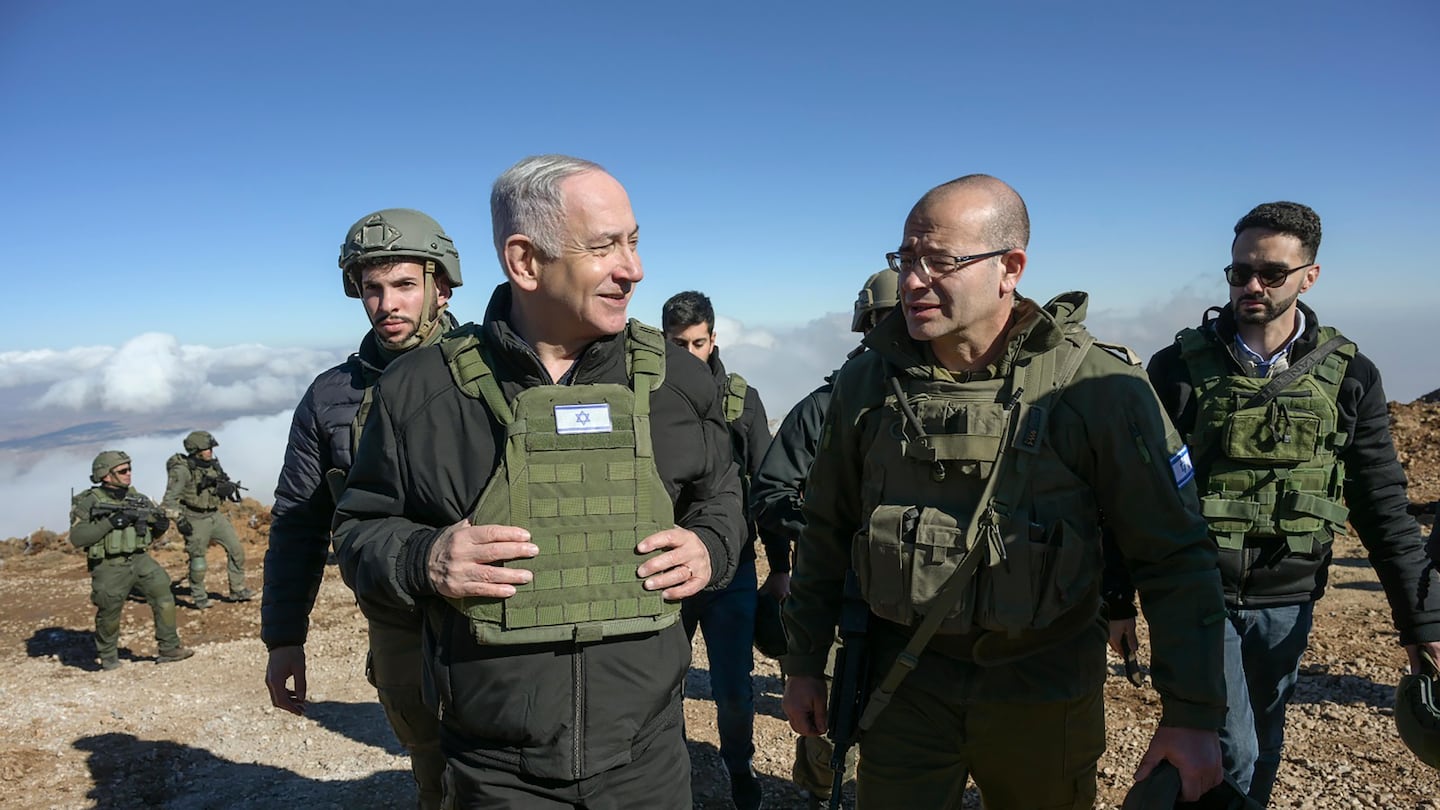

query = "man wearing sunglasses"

[
  {"left": 783, "top": 174, "right": 1226, "bottom": 808},
  {"left": 1106, "top": 201, "right": 1440, "bottom": 805}
]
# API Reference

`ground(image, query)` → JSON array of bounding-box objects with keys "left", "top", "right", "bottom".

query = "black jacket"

[
  {"left": 1114, "top": 302, "right": 1438, "bottom": 644},
  {"left": 750, "top": 376, "right": 834, "bottom": 574},
  {"left": 331, "top": 284, "right": 745, "bottom": 781},
  {"left": 261, "top": 315, "right": 455, "bottom": 650},
  {"left": 707, "top": 348, "right": 774, "bottom": 569}
]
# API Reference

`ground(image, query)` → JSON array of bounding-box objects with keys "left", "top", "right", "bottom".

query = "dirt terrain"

[{"left": 1, "top": 400, "right": 1438, "bottom": 809}]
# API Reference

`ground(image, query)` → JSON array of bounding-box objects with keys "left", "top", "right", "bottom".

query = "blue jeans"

[
  {"left": 682, "top": 555, "right": 757, "bottom": 776},
  {"left": 1221, "top": 602, "right": 1314, "bottom": 807}
]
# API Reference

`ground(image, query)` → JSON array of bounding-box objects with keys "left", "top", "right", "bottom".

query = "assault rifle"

[
  {"left": 90, "top": 496, "right": 163, "bottom": 529},
  {"left": 826, "top": 569, "right": 870, "bottom": 810},
  {"left": 199, "top": 472, "right": 248, "bottom": 503}
]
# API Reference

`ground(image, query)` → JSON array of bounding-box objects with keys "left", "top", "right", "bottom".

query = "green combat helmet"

[
  {"left": 183, "top": 431, "right": 218, "bottom": 455},
  {"left": 90, "top": 450, "right": 131, "bottom": 483},
  {"left": 851, "top": 268, "right": 899, "bottom": 332},
  {"left": 338, "top": 208, "right": 463, "bottom": 297},
  {"left": 1396, "top": 650, "right": 1440, "bottom": 770}
]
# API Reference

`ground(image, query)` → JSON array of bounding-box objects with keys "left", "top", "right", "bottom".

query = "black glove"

[
  {"left": 150, "top": 515, "right": 171, "bottom": 536},
  {"left": 215, "top": 480, "right": 237, "bottom": 500},
  {"left": 108, "top": 511, "right": 134, "bottom": 529},
  {"left": 177, "top": 517, "right": 194, "bottom": 537}
]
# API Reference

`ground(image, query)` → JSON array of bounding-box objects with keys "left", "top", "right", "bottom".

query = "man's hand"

[
  {"left": 1108, "top": 616, "right": 1138, "bottom": 658},
  {"left": 266, "top": 645, "right": 308, "bottom": 716},
  {"left": 1406, "top": 641, "right": 1440, "bottom": 675},
  {"left": 636, "top": 527, "right": 712, "bottom": 600},
  {"left": 1135, "top": 726, "right": 1222, "bottom": 801},
  {"left": 108, "top": 511, "right": 134, "bottom": 529},
  {"left": 783, "top": 674, "right": 829, "bottom": 737},
  {"left": 177, "top": 517, "right": 193, "bottom": 537},
  {"left": 759, "top": 570, "right": 792, "bottom": 600},
  {"left": 426, "top": 520, "right": 537, "bottom": 599}
]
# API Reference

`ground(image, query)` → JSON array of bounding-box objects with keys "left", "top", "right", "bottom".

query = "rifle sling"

[{"left": 1238, "top": 334, "right": 1352, "bottom": 411}]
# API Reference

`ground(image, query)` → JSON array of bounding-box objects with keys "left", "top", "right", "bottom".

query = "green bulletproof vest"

[
  {"left": 439, "top": 320, "right": 680, "bottom": 645},
  {"left": 74, "top": 487, "right": 150, "bottom": 560},
  {"left": 169, "top": 454, "right": 222, "bottom": 511},
  {"left": 1179, "top": 325, "right": 1355, "bottom": 555},
  {"left": 852, "top": 325, "right": 1105, "bottom": 638}
]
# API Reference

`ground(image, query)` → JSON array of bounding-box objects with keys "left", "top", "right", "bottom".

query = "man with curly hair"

[{"left": 1106, "top": 201, "right": 1440, "bottom": 805}]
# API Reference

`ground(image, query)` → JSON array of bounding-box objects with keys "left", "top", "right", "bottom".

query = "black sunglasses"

[{"left": 1223, "top": 262, "right": 1311, "bottom": 288}]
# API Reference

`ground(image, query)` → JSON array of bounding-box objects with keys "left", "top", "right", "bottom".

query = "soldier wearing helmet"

[
  {"left": 262, "top": 207, "right": 462, "bottom": 809},
  {"left": 71, "top": 450, "right": 194, "bottom": 670},
  {"left": 162, "top": 430, "right": 254, "bottom": 609},
  {"left": 750, "top": 269, "right": 896, "bottom": 808}
]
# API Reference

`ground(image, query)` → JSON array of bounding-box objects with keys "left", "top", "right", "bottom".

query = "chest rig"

[
  {"left": 439, "top": 321, "right": 679, "bottom": 645},
  {"left": 852, "top": 324, "right": 1102, "bottom": 640},
  {"left": 1179, "top": 325, "right": 1355, "bottom": 556}
]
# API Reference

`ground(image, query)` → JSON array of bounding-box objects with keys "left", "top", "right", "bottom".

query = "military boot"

[
  {"left": 157, "top": 647, "right": 195, "bottom": 664},
  {"left": 99, "top": 657, "right": 121, "bottom": 671},
  {"left": 229, "top": 587, "right": 256, "bottom": 602}
]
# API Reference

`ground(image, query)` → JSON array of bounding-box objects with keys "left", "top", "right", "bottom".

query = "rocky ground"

[{"left": 1, "top": 399, "right": 1438, "bottom": 809}]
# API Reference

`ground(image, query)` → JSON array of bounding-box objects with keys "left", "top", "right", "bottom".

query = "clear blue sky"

[{"left": 3, "top": 0, "right": 1437, "bottom": 392}]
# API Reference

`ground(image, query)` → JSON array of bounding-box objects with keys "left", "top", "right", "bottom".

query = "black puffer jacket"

[
  {"left": 751, "top": 377, "right": 834, "bottom": 575},
  {"left": 1129, "top": 302, "right": 1439, "bottom": 644},
  {"left": 261, "top": 314, "right": 456, "bottom": 650},
  {"left": 706, "top": 348, "right": 774, "bottom": 568},
  {"left": 332, "top": 284, "right": 744, "bottom": 781}
]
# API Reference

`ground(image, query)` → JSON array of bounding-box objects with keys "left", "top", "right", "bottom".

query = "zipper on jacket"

[{"left": 572, "top": 644, "right": 584, "bottom": 780}]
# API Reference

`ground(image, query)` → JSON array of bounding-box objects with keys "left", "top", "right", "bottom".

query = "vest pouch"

[
  {"left": 1222, "top": 405, "right": 1321, "bottom": 465},
  {"left": 1030, "top": 519, "right": 1098, "bottom": 629},
  {"left": 1200, "top": 495, "right": 1258, "bottom": 536},
  {"left": 908, "top": 506, "right": 974, "bottom": 635},
  {"left": 852, "top": 505, "right": 916, "bottom": 627}
]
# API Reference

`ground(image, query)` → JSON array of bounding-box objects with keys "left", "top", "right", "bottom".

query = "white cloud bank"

[{"left": 0, "top": 333, "right": 342, "bottom": 414}]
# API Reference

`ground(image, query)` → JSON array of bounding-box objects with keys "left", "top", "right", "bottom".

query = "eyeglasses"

[
  {"left": 1223, "top": 262, "right": 1312, "bottom": 288},
  {"left": 885, "top": 249, "right": 1011, "bottom": 282},
  {"left": 113, "top": 467, "right": 132, "bottom": 475}
]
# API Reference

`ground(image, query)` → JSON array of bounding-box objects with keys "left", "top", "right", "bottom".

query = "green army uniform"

[
  {"left": 70, "top": 484, "right": 189, "bottom": 669},
  {"left": 783, "top": 293, "right": 1226, "bottom": 809},
  {"left": 163, "top": 437, "right": 250, "bottom": 608}
]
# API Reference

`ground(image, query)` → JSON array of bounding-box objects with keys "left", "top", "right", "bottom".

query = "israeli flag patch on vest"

[
  {"left": 1169, "top": 445, "right": 1195, "bottom": 488},
  {"left": 555, "top": 403, "right": 613, "bottom": 434}
]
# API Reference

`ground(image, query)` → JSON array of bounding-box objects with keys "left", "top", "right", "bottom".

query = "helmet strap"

[{"left": 389, "top": 260, "right": 448, "bottom": 352}]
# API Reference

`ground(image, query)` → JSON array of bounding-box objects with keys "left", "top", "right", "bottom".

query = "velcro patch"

[
  {"left": 555, "top": 404, "right": 613, "bottom": 434},
  {"left": 1169, "top": 445, "right": 1195, "bottom": 488}
]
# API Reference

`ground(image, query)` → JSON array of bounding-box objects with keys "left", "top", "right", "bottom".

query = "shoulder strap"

[
  {"left": 723, "top": 373, "right": 748, "bottom": 423},
  {"left": 441, "top": 327, "right": 513, "bottom": 424},
  {"left": 1239, "top": 333, "right": 1354, "bottom": 411},
  {"left": 858, "top": 330, "right": 1093, "bottom": 732}
]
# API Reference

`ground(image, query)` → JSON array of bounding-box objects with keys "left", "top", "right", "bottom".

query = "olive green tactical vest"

[
  {"left": 853, "top": 325, "right": 1107, "bottom": 639},
  {"left": 74, "top": 487, "right": 150, "bottom": 560},
  {"left": 439, "top": 320, "right": 680, "bottom": 645},
  {"left": 168, "top": 454, "right": 222, "bottom": 511},
  {"left": 1179, "top": 325, "right": 1355, "bottom": 556}
]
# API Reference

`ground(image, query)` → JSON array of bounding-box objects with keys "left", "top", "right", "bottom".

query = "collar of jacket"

[
  {"left": 706, "top": 346, "right": 730, "bottom": 388},
  {"left": 352, "top": 311, "right": 460, "bottom": 378},
  {"left": 860, "top": 290, "right": 1090, "bottom": 380},
  {"left": 1203, "top": 299, "right": 1323, "bottom": 365},
  {"left": 477, "top": 282, "right": 627, "bottom": 386}
]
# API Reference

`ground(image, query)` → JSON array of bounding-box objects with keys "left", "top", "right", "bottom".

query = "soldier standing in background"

[
  {"left": 163, "top": 430, "right": 254, "bottom": 609},
  {"left": 661, "top": 289, "right": 772, "bottom": 810},
  {"left": 750, "top": 268, "right": 896, "bottom": 809},
  {"left": 263, "top": 208, "right": 462, "bottom": 810},
  {"left": 71, "top": 450, "right": 194, "bottom": 670}
]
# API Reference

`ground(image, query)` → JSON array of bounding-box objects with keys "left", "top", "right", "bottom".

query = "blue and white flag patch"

[
  {"left": 555, "top": 403, "right": 613, "bottom": 434},
  {"left": 1169, "top": 445, "right": 1195, "bottom": 488}
]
